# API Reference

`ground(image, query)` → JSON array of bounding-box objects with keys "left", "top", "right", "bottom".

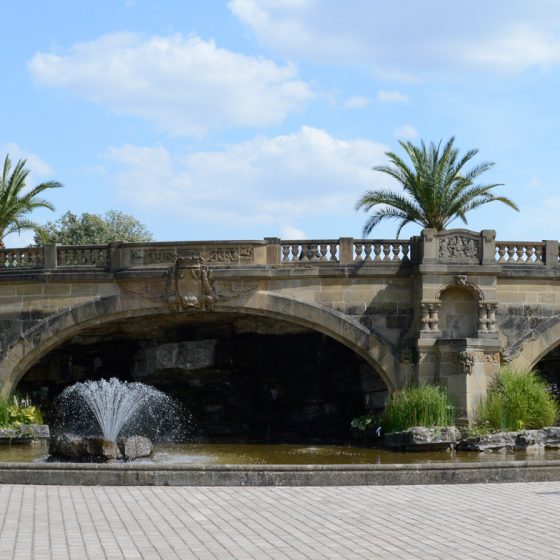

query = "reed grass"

[
  {"left": 477, "top": 367, "right": 558, "bottom": 431},
  {"left": 382, "top": 384, "right": 455, "bottom": 432}
]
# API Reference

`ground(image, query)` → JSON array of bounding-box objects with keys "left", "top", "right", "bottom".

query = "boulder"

[
  {"left": 458, "top": 430, "right": 542, "bottom": 451},
  {"left": 49, "top": 434, "right": 118, "bottom": 462},
  {"left": 49, "top": 433, "right": 88, "bottom": 460},
  {"left": 86, "top": 437, "right": 118, "bottom": 461},
  {"left": 118, "top": 436, "right": 153, "bottom": 460},
  {"left": 385, "top": 427, "right": 461, "bottom": 451}
]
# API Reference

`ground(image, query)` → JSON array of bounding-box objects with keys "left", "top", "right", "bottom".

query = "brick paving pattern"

[{"left": 1, "top": 482, "right": 560, "bottom": 559}]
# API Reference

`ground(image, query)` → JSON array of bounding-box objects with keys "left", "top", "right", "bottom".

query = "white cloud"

[
  {"left": 377, "top": 90, "right": 408, "bottom": 103},
  {"left": 105, "top": 126, "right": 388, "bottom": 236},
  {"left": 28, "top": 32, "right": 314, "bottom": 136},
  {"left": 281, "top": 225, "right": 306, "bottom": 239},
  {"left": 344, "top": 96, "right": 370, "bottom": 109},
  {"left": 229, "top": 0, "right": 560, "bottom": 75},
  {"left": 0, "top": 143, "right": 52, "bottom": 178},
  {"left": 393, "top": 125, "right": 418, "bottom": 140}
]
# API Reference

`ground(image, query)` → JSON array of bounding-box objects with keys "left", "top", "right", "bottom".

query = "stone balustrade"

[
  {"left": 0, "top": 231, "right": 558, "bottom": 272},
  {"left": 495, "top": 241, "right": 545, "bottom": 264}
]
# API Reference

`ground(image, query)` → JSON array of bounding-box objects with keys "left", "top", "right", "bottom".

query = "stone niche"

[{"left": 439, "top": 287, "right": 478, "bottom": 339}]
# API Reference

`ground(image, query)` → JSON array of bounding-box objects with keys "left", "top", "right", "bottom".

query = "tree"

[
  {"left": 0, "top": 154, "right": 62, "bottom": 247},
  {"left": 355, "top": 137, "right": 519, "bottom": 237},
  {"left": 36, "top": 210, "right": 153, "bottom": 245}
]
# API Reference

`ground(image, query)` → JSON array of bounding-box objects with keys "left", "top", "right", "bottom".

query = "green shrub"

[
  {"left": 0, "top": 394, "right": 43, "bottom": 428},
  {"left": 477, "top": 368, "right": 558, "bottom": 431},
  {"left": 382, "top": 384, "right": 455, "bottom": 433}
]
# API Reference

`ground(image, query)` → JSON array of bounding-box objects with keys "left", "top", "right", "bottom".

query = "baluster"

[
  {"left": 401, "top": 243, "right": 410, "bottom": 263},
  {"left": 383, "top": 243, "right": 392, "bottom": 262},
  {"left": 328, "top": 243, "right": 338, "bottom": 262},
  {"left": 311, "top": 243, "right": 319, "bottom": 261},
  {"left": 535, "top": 245, "right": 543, "bottom": 263},
  {"left": 373, "top": 243, "right": 382, "bottom": 262},
  {"left": 497, "top": 245, "right": 506, "bottom": 263},
  {"left": 281, "top": 245, "right": 290, "bottom": 262},
  {"left": 362, "top": 242, "right": 373, "bottom": 262},
  {"left": 10, "top": 251, "right": 17, "bottom": 267},
  {"left": 354, "top": 243, "right": 364, "bottom": 262},
  {"left": 289, "top": 243, "right": 298, "bottom": 261}
]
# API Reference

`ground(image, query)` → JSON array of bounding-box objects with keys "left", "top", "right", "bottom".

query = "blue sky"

[{"left": 2, "top": 0, "right": 560, "bottom": 245}]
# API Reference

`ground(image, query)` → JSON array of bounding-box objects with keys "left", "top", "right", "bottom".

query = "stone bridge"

[{"left": 0, "top": 229, "right": 559, "bottom": 433}]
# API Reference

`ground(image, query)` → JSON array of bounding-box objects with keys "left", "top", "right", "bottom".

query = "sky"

[{"left": 2, "top": 0, "right": 560, "bottom": 246}]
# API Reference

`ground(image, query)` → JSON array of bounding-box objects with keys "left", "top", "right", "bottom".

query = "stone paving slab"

[{"left": 1, "top": 482, "right": 560, "bottom": 559}]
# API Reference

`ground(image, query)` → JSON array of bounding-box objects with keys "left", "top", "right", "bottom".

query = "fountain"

[{"left": 49, "top": 378, "right": 185, "bottom": 462}]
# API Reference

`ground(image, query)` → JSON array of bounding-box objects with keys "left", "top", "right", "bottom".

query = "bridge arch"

[
  {"left": 0, "top": 291, "right": 398, "bottom": 396},
  {"left": 507, "top": 316, "right": 560, "bottom": 372}
]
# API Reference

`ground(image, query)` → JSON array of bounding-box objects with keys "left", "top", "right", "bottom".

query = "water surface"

[{"left": 2, "top": 442, "right": 560, "bottom": 465}]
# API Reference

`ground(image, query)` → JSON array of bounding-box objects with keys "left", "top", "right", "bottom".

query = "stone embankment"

[
  {"left": 0, "top": 424, "right": 49, "bottom": 443},
  {"left": 385, "top": 426, "right": 560, "bottom": 452}
]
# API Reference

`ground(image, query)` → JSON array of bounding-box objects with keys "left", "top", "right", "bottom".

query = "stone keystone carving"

[
  {"left": 166, "top": 255, "right": 216, "bottom": 312},
  {"left": 455, "top": 275, "right": 467, "bottom": 286}
]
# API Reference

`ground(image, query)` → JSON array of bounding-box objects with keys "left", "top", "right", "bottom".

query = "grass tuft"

[
  {"left": 382, "top": 384, "right": 455, "bottom": 433},
  {"left": 477, "top": 367, "right": 558, "bottom": 431}
]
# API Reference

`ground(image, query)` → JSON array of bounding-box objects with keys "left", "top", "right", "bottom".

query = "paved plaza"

[{"left": 1, "top": 481, "right": 560, "bottom": 559}]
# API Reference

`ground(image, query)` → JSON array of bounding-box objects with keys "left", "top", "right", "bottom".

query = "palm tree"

[
  {"left": 355, "top": 137, "right": 519, "bottom": 237},
  {"left": 0, "top": 154, "right": 62, "bottom": 247}
]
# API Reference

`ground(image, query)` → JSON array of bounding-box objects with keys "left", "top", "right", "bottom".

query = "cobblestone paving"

[{"left": 1, "top": 482, "right": 560, "bottom": 559}]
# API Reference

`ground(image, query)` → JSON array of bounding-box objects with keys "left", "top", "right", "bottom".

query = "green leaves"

[
  {"left": 36, "top": 210, "right": 153, "bottom": 245},
  {"left": 0, "top": 154, "right": 62, "bottom": 246},
  {"left": 356, "top": 137, "right": 519, "bottom": 237}
]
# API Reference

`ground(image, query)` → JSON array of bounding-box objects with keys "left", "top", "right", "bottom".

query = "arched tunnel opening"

[
  {"left": 17, "top": 312, "right": 388, "bottom": 444},
  {"left": 535, "top": 344, "right": 560, "bottom": 398}
]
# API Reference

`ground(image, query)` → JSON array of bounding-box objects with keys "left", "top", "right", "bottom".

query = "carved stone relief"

[
  {"left": 439, "top": 236, "right": 480, "bottom": 262},
  {"left": 458, "top": 351, "right": 475, "bottom": 375},
  {"left": 133, "top": 246, "right": 254, "bottom": 266},
  {"left": 165, "top": 256, "right": 217, "bottom": 312}
]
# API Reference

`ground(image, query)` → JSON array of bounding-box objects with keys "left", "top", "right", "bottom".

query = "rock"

[
  {"left": 49, "top": 434, "right": 118, "bottom": 462},
  {"left": 542, "top": 427, "right": 560, "bottom": 445},
  {"left": 49, "top": 434, "right": 88, "bottom": 460},
  {"left": 18, "top": 424, "right": 50, "bottom": 439},
  {"left": 458, "top": 431, "right": 543, "bottom": 451},
  {"left": 86, "top": 437, "right": 118, "bottom": 461},
  {"left": 385, "top": 427, "right": 461, "bottom": 451},
  {"left": 0, "top": 428, "right": 19, "bottom": 439},
  {"left": 118, "top": 436, "right": 153, "bottom": 460}
]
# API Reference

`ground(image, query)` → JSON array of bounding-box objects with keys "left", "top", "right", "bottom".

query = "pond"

[{"left": 3, "top": 442, "right": 560, "bottom": 465}]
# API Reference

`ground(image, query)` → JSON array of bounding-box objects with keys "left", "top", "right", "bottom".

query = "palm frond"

[{"left": 356, "top": 137, "right": 517, "bottom": 236}]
